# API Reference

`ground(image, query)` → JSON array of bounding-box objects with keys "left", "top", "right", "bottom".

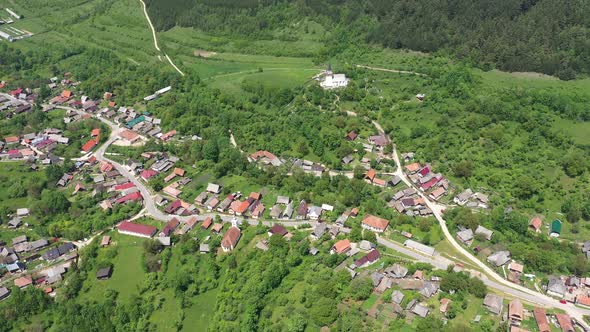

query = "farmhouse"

[
  {"left": 361, "top": 215, "right": 389, "bottom": 233},
  {"left": 483, "top": 293, "right": 503, "bottom": 315},
  {"left": 533, "top": 308, "right": 550, "bottom": 332},
  {"left": 529, "top": 216, "right": 542, "bottom": 232},
  {"left": 508, "top": 299, "right": 523, "bottom": 326},
  {"left": 117, "top": 221, "right": 157, "bottom": 238},
  {"left": 331, "top": 239, "right": 351, "bottom": 255}
]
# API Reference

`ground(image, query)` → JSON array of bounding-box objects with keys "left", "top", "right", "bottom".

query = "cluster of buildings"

[
  {"left": 92, "top": 161, "right": 143, "bottom": 209},
  {"left": 404, "top": 162, "right": 450, "bottom": 201},
  {"left": 314, "top": 66, "right": 350, "bottom": 90},
  {"left": 454, "top": 188, "right": 489, "bottom": 209},
  {"left": 0, "top": 235, "right": 77, "bottom": 300},
  {"left": 388, "top": 187, "right": 433, "bottom": 217},
  {"left": 546, "top": 274, "right": 590, "bottom": 308},
  {"left": 0, "top": 91, "right": 33, "bottom": 117}
]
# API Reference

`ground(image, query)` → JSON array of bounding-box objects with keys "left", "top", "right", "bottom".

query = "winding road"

[{"left": 49, "top": 80, "right": 589, "bottom": 327}]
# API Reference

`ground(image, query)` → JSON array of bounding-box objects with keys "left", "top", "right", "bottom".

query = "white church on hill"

[{"left": 315, "top": 64, "right": 350, "bottom": 90}]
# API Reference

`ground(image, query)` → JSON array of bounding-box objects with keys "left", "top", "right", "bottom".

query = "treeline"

[{"left": 146, "top": 0, "right": 590, "bottom": 78}]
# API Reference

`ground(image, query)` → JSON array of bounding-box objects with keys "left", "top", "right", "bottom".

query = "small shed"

[{"left": 96, "top": 266, "right": 113, "bottom": 280}]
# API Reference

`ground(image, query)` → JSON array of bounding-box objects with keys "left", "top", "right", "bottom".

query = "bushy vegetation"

[{"left": 147, "top": 0, "right": 590, "bottom": 78}]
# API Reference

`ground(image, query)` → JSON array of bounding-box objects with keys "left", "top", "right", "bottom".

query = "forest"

[{"left": 146, "top": 0, "right": 590, "bottom": 79}]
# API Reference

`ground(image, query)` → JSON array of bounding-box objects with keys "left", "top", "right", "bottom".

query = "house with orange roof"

[
  {"left": 439, "top": 298, "right": 452, "bottom": 314},
  {"left": 234, "top": 201, "right": 251, "bottom": 216},
  {"left": 91, "top": 128, "right": 100, "bottom": 137},
  {"left": 528, "top": 217, "right": 542, "bottom": 233},
  {"left": 4, "top": 136, "right": 19, "bottom": 144},
  {"left": 118, "top": 129, "right": 139, "bottom": 143},
  {"left": 331, "top": 239, "right": 351, "bottom": 255},
  {"left": 221, "top": 227, "right": 241, "bottom": 252},
  {"left": 61, "top": 90, "right": 72, "bottom": 99},
  {"left": 362, "top": 214, "right": 389, "bottom": 233},
  {"left": 249, "top": 192, "right": 262, "bottom": 201},
  {"left": 201, "top": 217, "right": 212, "bottom": 229},
  {"left": 365, "top": 169, "right": 377, "bottom": 182},
  {"left": 405, "top": 162, "right": 421, "bottom": 173},
  {"left": 81, "top": 138, "right": 98, "bottom": 153}
]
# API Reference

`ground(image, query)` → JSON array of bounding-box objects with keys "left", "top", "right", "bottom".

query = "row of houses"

[
  {"left": 388, "top": 187, "right": 433, "bottom": 217},
  {"left": 404, "top": 162, "right": 451, "bottom": 201}
]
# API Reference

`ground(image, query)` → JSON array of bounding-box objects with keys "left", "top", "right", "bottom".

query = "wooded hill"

[{"left": 146, "top": 0, "right": 590, "bottom": 79}]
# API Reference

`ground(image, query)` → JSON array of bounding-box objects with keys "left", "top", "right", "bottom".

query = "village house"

[
  {"left": 352, "top": 249, "right": 380, "bottom": 269},
  {"left": 547, "top": 278, "right": 566, "bottom": 298},
  {"left": 487, "top": 251, "right": 511, "bottom": 267},
  {"left": 456, "top": 228, "right": 474, "bottom": 245},
  {"left": 508, "top": 299, "right": 523, "bottom": 326},
  {"left": 159, "top": 218, "right": 180, "bottom": 237},
  {"left": 533, "top": 308, "right": 550, "bottom": 332},
  {"left": 207, "top": 183, "right": 222, "bottom": 194},
  {"left": 14, "top": 276, "right": 33, "bottom": 288},
  {"left": 331, "top": 239, "right": 351, "bottom": 255},
  {"left": 318, "top": 70, "right": 349, "bottom": 90},
  {"left": 221, "top": 227, "right": 241, "bottom": 252},
  {"left": 555, "top": 314, "right": 574, "bottom": 332},
  {"left": 483, "top": 293, "right": 503, "bottom": 315},
  {"left": 529, "top": 216, "right": 542, "bottom": 233},
  {"left": 361, "top": 214, "right": 389, "bottom": 233},
  {"left": 475, "top": 225, "right": 493, "bottom": 241},
  {"left": 0, "top": 287, "right": 10, "bottom": 301}
]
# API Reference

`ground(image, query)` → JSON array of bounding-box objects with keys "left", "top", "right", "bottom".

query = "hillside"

[{"left": 146, "top": 0, "right": 590, "bottom": 79}]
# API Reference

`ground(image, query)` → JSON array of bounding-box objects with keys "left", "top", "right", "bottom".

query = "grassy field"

[
  {"left": 180, "top": 289, "right": 219, "bottom": 332},
  {"left": 79, "top": 231, "right": 147, "bottom": 303}
]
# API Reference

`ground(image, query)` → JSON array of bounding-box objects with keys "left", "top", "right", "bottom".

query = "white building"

[{"left": 319, "top": 73, "right": 349, "bottom": 90}]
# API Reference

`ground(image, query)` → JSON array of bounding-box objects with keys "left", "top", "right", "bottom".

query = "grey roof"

[
  {"left": 29, "top": 239, "right": 48, "bottom": 251},
  {"left": 270, "top": 205, "right": 282, "bottom": 218},
  {"left": 457, "top": 229, "right": 474, "bottom": 243},
  {"left": 420, "top": 281, "right": 440, "bottom": 298},
  {"left": 282, "top": 203, "right": 294, "bottom": 219},
  {"left": 8, "top": 217, "right": 21, "bottom": 228},
  {"left": 391, "top": 290, "right": 405, "bottom": 304},
  {"left": 359, "top": 240, "right": 375, "bottom": 251},
  {"left": 483, "top": 293, "right": 504, "bottom": 315},
  {"left": 0, "top": 287, "right": 10, "bottom": 300},
  {"left": 583, "top": 241, "right": 590, "bottom": 253},
  {"left": 309, "top": 247, "right": 319, "bottom": 255},
  {"left": 199, "top": 244, "right": 210, "bottom": 253},
  {"left": 206, "top": 183, "right": 221, "bottom": 193},
  {"left": 372, "top": 272, "right": 384, "bottom": 286},
  {"left": 385, "top": 264, "right": 408, "bottom": 278},
  {"left": 389, "top": 175, "right": 402, "bottom": 186},
  {"left": 312, "top": 223, "right": 328, "bottom": 239},
  {"left": 487, "top": 251, "right": 510, "bottom": 266},
  {"left": 342, "top": 154, "right": 354, "bottom": 164},
  {"left": 404, "top": 240, "right": 436, "bottom": 256},
  {"left": 412, "top": 303, "right": 429, "bottom": 318},
  {"left": 276, "top": 196, "right": 290, "bottom": 205},
  {"left": 12, "top": 235, "right": 27, "bottom": 245},
  {"left": 455, "top": 189, "right": 473, "bottom": 202},
  {"left": 308, "top": 206, "right": 323, "bottom": 218},
  {"left": 547, "top": 278, "right": 566, "bottom": 296},
  {"left": 475, "top": 225, "right": 493, "bottom": 240}
]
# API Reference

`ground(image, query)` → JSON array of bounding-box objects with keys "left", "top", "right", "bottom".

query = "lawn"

[
  {"left": 79, "top": 231, "right": 147, "bottom": 303},
  {"left": 180, "top": 289, "right": 219, "bottom": 332}
]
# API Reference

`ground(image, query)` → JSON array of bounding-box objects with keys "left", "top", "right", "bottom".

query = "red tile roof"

[
  {"left": 555, "top": 313, "right": 574, "bottom": 332},
  {"left": 533, "top": 308, "right": 550, "bottom": 332},
  {"left": 529, "top": 217, "right": 542, "bottom": 231},
  {"left": 365, "top": 169, "right": 377, "bottom": 181},
  {"left": 235, "top": 200, "right": 251, "bottom": 214},
  {"left": 405, "top": 162, "right": 421, "bottom": 172},
  {"left": 118, "top": 221, "right": 157, "bottom": 237},
  {"left": 160, "top": 218, "right": 180, "bottom": 236},
  {"left": 249, "top": 192, "right": 262, "bottom": 200},
  {"left": 140, "top": 169, "right": 158, "bottom": 180},
  {"left": 362, "top": 214, "right": 390, "bottom": 232},
  {"left": 354, "top": 249, "right": 380, "bottom": 267},
  {"left": 4, "top": 136, "right": 19, "bottom": 143},
  {"left": 201, "top": 217, "right": 212, "bottom": 229},
  {"left": 269, "top": 224, "right": 288, "bottom": 236},
  {"left": 61, "top": 90, "right": 72, "bottom": 98},
  {"left": 115, "top": 191, "right": 142, "bottom": 204},
  {"left": 114, "top": 182, "right": 135, "bottom": 191},
  {"left": 91, "top": 128, "right": 100, "bottom": 137},
  {"left": 221, "top": 227, "right": 241, "bottom": 250},
  {"left": 81, "top": 138, "right": 98, "bottom": 153},
  {"left": 577, "top": 295, "right": 590, "bottom": 307},
  {"left": 332, "top": 239, "right": 351, "bottom": 254}
]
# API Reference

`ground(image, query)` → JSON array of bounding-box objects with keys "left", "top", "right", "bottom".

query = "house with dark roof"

[
  {"left": 483, "top": 293, "right": 504, "bottom": 315},
  {"left": 353, "top": 249, "right": 380, "bottom": 269},
  {"left": 97, "top": 266, "right": 113, "bottom": 280}
]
